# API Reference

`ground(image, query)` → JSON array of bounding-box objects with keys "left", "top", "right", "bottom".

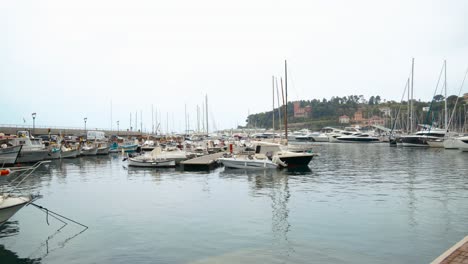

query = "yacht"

[
  {"left": 456, "top": 136, "right": 468, "bottom": 152},
  {"left": 251, "top": 141, "right": 317, "bottom": 167},
  {"left": 400, "top": 128, "right": 446, "bottom": 147},
  {"left": 295, "top": 132, "right": 329, "bottom": 142},
  {"left": 334, "top": 133, "right": 380, "bottom": 143}
]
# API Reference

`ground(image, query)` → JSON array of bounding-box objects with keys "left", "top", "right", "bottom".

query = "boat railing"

[{"left": 1, "top": 160, "right": 51, "bottom": 195}]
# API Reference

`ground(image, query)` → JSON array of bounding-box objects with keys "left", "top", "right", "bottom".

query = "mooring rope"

[{"left": 29, "top": 202, "right": 88, "bottom": 229}]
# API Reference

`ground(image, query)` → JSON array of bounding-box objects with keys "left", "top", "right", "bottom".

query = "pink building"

[
  {"left": 339, "top": 115, "right": 350, "bottom": 124},
  {"left": 293, "top": 101, "right": 312, "bottom": 118}
]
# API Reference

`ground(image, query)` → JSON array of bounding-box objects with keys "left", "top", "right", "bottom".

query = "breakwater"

[{"left": 0, "top": 124, "right": 143, "bottom": 137}]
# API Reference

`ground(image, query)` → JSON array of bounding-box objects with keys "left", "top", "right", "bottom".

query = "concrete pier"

[
  {"left": 431, "top": 236, "right": 468, "bottom": 264},
  {"left": 0, "top": 125, "right": 142, "bottom": 137}
]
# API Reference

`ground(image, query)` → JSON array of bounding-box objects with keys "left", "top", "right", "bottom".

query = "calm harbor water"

[{"left": 1, "top": 144, "right": 468, "bottom": 264}]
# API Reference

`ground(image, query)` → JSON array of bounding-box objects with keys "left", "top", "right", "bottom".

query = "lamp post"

[
  {"left": 32, "top": 112, "right": 37, "bottom": 136},
  {"left": 84, "top": 117, "right": 87, "bottom": 135},
  {"left": 117, "top": 120, "right": 119, "bottom": 135}
]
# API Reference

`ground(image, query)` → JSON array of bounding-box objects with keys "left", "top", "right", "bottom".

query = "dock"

[
  {"left": 181, "top": 152, "right": 227, "bottom": 171},
  {"left": 431, "top": 236, "right": 468, "bottom": 264}
]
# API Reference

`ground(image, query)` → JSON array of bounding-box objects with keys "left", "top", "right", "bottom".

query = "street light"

[
  {"left": 117, "top": 120, "right": 119, "bottom": 135},
  {"left": 84, "top": 117, "right": 87, "bottom": 135},
  {"left": 32, "top": 112, "right": 37, "bottom": 135}
]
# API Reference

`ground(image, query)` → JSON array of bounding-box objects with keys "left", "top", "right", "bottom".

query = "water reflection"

[
  {"left": 0, "top": 245, "right": 41, "bottom": 264},
  {"left": 0, "top": 222, "right": 41, "bottom": 264},
  {"left": 0, "top": 221, "right": 20, "bottom": 239},
  {"left": 218, "top": 168, "right": 293, "bottom": 259}
]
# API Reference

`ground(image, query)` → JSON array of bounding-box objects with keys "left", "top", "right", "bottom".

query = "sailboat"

[
  {"left": 272, "top": 60, "right": 317, "bottom": 167},
  {"left": 442, "top": 65, "right": 468, "bottom": 149},
  {"left": 401, "top": 59, "right": 448, "bottom": 147}
]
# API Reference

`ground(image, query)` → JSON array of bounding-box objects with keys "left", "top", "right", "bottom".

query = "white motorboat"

[
  {"left": 1, "top": 161, "right": 50, "bottom": 225},
  {"left": 128, "top": 156, "right": 175, "bottom": 167},
  {"left": 456, "top": 136, "right": 468, "bottom": 152},
  {"left": 286, "top": 143, "right": 315, "bottom": 153},
  {"left": 141, "top": 140, "right": 157, "bottom": 152},
  {"left": 400, "top": 129, "right": 446, "bottom": 147},
  {"left": 0, "top": 144, "right": 22, "bottom": 165},
  {"left": 251, "top": 141, "right": 317, "bottom": 167},
  {"left": 295, "top": 132, "right": 329, "bottom": 142},
  {"left": 334, "top": 133, "right": 380, "bottom": 143},
  {"left": 443, "top": 136, "right": 463, "bottom": 149},
  {"left": 156, "top": 148, "right": 191, "bottom": 164},
  {"left": 218, "top": 155, "right": 279, "bottom": 169},
  {"left": 427, "top": 138, "right": 445, "bottom": 148},
  {"left": 80, "top": 144, "right": 98, "bottom": 156},
  {"left": 0, "top": 194, "right": 32, "bottom": 225},
  {"left": 8, "top": 133, "right": 49, "bottom": 163}
]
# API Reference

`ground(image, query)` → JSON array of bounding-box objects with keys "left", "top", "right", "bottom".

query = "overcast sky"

[{"left": 1, "top": 0, "right": 467, "bottom": 132}]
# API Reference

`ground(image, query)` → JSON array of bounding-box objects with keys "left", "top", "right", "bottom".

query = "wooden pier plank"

[
  {"left": 180, "top": 152, "right": 226, "bottom": 170},
  {"left": 431, "top": 236, "right": 468, "bottom": 264}
]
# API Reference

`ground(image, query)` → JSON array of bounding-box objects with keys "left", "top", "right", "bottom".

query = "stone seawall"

[{"left": 0, "top": 125, "right": 142, "bottom": 137}]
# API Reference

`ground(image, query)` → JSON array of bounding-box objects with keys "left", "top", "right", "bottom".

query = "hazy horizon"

[{"left": 2, "top": 0, "right": 468, "bottom": 132}]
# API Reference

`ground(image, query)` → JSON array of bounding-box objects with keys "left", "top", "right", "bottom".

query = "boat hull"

[
  {"left": 128, "top": 158, "right": 176, "bottom": 167},
  {"left": 218, "top": 158, "right": 278, "bottom": 169},
  {"left": 0, "top": 196, "right": 31, "bottom": 225},
  {"left": 457, "top": 137, "right": 468, "bottom": 152},
  {"left": 61, "top": 149, "right": 79, "bottom": 158},
  {"left": 97, "top": 147, "right": 110, "bottom": 155},
  {"left": 80, "top": 147, "right": 98, "bottom": 156},
  {"left": 120, "top": 145, "right": 139, "bottom": 153},
  {"left": 401, "top": 135, "right": 438, "bottom": 147},
  {"left": 16, "top": 149, "right": 49, "bottom": 163},
  {"left": 335, "top": 137, "right": 380, "bottom": 143},
  {"left": 46, "top": 149, "right": 62, "bottom": 159},
  {"left": 0, "top": 145, "right": 22, "bottom": 165},
  {"left": 427, "top": 140, "right": 444, "bottom": 148},
  {"left": 444, "top": 137, "right": 462, "bottom": 149},
  {"left": 277, "top": 154, "right": 315, "bottom": 167}
]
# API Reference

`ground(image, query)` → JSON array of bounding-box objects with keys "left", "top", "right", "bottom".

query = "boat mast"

[
  {"left": 197, "top": 105, "right": 200, "bottom": 133},
  {"left": 410, "top": 58, "right": 414, "bottom": 133},
  {"left": 272, "top": 76, "right": 275, "bottom": 131},
  {"left": 205, "top": 94, "right": 209, "bottom": 135},
  {"left": 284, "top": 60, "right": 288, "bottom": 141},
  {"left": 276, "top": 77, "right": 282, "bottom": 131},
  {"left": 444, "top": 60, "right": 448, "bottom": 131},
  {"left": 110, "top": 100, "right": 113, "bottom": 131}
]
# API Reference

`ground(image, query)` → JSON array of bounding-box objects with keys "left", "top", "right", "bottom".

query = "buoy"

[{"left": 0, "top": 168, "right": 11, "bottom": 176}]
